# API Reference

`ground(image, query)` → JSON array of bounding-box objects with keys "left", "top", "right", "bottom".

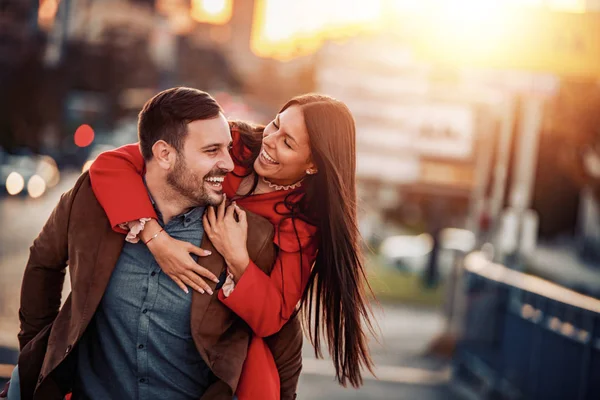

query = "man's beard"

[{"left": 166, "top": 154, "right": 226, "bottom": 207}]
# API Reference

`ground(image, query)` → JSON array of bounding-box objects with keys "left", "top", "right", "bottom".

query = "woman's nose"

[{"left": 263, "top": 132, "right": 276, "bottom": 147}]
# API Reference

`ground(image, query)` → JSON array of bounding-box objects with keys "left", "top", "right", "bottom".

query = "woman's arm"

[
  {"left": 88, "top": 143, "right": 217, "bottom": 293},
  {"left": 219, "top": 245, "right": 316, "bottom": 338},
  {"left": 203, "top": 201, "right": 318, "bottom": 338},
  {"left": 88, "top": 143, "right": 157, "bottom": 229}
]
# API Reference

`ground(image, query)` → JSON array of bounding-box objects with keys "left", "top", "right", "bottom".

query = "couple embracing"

[{"left": 5, "top": 87, "right": 375, "bottom": 400}]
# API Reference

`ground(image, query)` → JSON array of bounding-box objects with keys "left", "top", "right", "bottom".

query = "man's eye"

[
  {"left": 284, "top": 139, "right": 292, "bottom": 149},
  {"left": 272, "top": 120, "right": 279, "bottom": 129},
  {"left": 206, "top": 148, "right": 218, "bottom": 153}
]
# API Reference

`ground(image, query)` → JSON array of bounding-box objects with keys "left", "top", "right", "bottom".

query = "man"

[{"left": 8, "top": 88, "right": 302, "bottom": 399}]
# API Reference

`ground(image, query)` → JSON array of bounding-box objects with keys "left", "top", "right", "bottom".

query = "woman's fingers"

[
  {"left": 217, "top": 193, "right": 226, "bottom": 220},
  {"left": 206, "top": 206, "right": 216, "bottom": 227},
  {"left": 180, "top": 275, "right": 204, "bottom": 294},
  {"left": 234, "top": 203, "right": 247, "bottom": 227},
  {"left": 225, "top": 203, "right": 236, "bottom": 220},
  {"left": 203, "top": 214, "right": 211, "bottom": 235},
  {"left": 190, "top": 263, "right": 219, "bottom": 283},
  {"left": 184, "top": 271, "right": 213, "bottom": 295},
  {"left": 187, "top": 243, "right": 212, "bottom": 257},
  {"left": 170, "top": 275, "right": 190, "bottom": 294}
]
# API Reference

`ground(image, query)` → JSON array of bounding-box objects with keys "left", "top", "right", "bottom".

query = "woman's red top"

[{"left": 88, "top": 127, "right": 318, "bottom": 400}]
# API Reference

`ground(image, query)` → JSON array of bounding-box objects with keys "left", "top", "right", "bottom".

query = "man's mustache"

[{"left": 204, "top": 168, "right": 229, "bottom": 179}]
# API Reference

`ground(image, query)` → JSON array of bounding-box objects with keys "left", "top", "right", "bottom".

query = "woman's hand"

[
  {"left": 143, "top": 220, "right": 219, "bottom": 294},
  {"left": 203, "top": 196, "right": 250, "bottom": 281}
]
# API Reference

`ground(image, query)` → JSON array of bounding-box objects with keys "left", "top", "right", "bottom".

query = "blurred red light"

[{"left": 74, "top": 124, "right": 95, "bottom": 147}]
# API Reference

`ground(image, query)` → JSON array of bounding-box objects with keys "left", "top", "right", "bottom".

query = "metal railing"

[{"left": 454, "top": 252, "right": 600, "bottom": 400}]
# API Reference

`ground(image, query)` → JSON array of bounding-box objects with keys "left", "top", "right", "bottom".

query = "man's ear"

[{"left": 151, "top": 140, "right": 177, "bottom": 170}]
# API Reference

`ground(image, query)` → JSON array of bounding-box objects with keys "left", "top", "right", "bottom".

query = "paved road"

[
  {"left": 0, "top": 169, "right": 80, "bottom": 347},
  {"left": 0, "top": 170, "right": 462, "bottom": 399}
]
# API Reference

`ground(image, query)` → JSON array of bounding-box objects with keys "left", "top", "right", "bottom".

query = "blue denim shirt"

[{"left": 74, "top": 205, "right": 216, "bottom": 399}]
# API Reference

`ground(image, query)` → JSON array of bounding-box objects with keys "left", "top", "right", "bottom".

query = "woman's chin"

[{"left": 253, "top": 161, "right": 271, "bottom": 178}]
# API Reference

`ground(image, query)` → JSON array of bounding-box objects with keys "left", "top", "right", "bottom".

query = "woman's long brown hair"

[{"left": 230, "top": 94, "right": 376, "bottom": 387}]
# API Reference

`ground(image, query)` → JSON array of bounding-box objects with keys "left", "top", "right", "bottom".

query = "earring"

[{"left": 306, "top": 169, "right": 316, "bottom": 175}]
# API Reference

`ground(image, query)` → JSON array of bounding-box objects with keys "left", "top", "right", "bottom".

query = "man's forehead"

[{"left": 186, "top": 116, "right": 231, "bottom": 145}]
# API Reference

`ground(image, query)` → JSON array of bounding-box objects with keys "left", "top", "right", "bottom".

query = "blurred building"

[{"left": 315, "top": 35, "right": 501, "bottom": 243}]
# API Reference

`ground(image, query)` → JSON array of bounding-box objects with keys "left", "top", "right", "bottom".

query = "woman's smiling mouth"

[{"left": 260, "top": 148, "right": 279, "bottom": 165}]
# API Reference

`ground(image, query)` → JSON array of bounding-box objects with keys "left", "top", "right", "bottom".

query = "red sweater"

[{"left": 88, "top": 129, "right": 318, "bottom": 400}]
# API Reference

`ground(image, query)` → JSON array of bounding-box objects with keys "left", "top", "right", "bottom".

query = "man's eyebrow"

[{"left": 201, "top": 142, "right": 229, "bottom": 149}]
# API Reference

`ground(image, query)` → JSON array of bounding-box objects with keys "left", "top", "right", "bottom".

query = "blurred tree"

[
  {"left": 177, "top": 37, "right": 241, "bottom": 92},
  {"left": 546, "top": 81, "right": 600, "bottom": 200},
  {"left": 0, "top": 0, "right": 46, "bottom": 151}
]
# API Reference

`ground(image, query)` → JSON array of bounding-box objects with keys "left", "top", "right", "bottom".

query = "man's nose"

[{"left": 219, "top": 151, "right": 234, "bottom": 172}]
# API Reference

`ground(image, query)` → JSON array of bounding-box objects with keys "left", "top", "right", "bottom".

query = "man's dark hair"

[{"left": 138, "top": 87, "right": 223, "bottom": 160}]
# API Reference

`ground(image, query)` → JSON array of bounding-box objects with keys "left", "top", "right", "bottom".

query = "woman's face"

[{"left": 254, "top": 105, "right": 316, "bottom": 185}]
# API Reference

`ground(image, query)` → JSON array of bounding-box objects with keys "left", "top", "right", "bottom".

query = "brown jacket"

[{"left": 17, "top": 172, "right": 302, "bottom": 400}]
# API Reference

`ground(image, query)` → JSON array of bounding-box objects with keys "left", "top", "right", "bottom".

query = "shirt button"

[
  {"left": 142, "top": 309, "right": 148, "bottom": 314},
  {"left": 38, "top": 374, "right": 44, "bottom": 383},
  {"left": 151, "top": 271, "right": 156, "bottom": 277},
  {"left": 139, "top": 378, "right": 145, "bottom": 383},
  {"left": 65, "top": 344, "right": 72, "bottom": 354},
  {"left": 138, "top": 344, "right": 144, "bottom": 349}
]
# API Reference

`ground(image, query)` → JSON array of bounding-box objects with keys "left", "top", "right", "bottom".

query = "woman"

[{"left": 89, "top": 94, "right": 376, "bottom": 399}]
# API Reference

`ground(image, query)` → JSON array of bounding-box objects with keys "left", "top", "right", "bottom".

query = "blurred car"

[
  {"left": 0, "top": 150, "right": 60, "bottom": 199},
  {"left": 379, "top": 228, "right": 476, "bottom": 277}
]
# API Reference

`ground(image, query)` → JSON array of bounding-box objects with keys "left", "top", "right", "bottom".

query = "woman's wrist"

[
  {"left": 226, "top": 253, "right": 250, "bottom": 281},
  {"left": 146, "top": 228, "right": 169, "bottom": 254},
  {"left": 139, "top": 218, "right": 162, "bottom": 243}
]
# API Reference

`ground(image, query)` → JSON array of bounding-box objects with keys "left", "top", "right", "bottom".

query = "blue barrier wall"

[{"left": 454, "top": 255, "right": 600, "bottom": 400}]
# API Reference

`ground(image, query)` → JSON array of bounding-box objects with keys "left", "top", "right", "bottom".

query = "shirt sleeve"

[
  {"left": 219, "top": 219, "right": 318, "bottom": 337},
  {"left": 88, "top": 143, "right": 157, "bottom": 232}
]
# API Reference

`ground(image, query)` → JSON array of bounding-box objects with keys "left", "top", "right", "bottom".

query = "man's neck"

[{"left": 144, "top": 165, "right": 193, "bottom": 224}]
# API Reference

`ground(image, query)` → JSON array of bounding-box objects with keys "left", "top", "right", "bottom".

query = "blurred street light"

[
  {"left": 251, "top": 0, "right": 381, "bottom": 60},
  {"left": 74, "top": 124, "right": 95, "bottom": 148},
  {"left": 38, "top": 0, "right": 59, "bottom": 31},
  {"left": 6, "top": 172, "right": 25, "bottom": 195},
  {"left": 27, "top": 175, "right": 47, "bottom": 199},
  {"left": 36, "top": 156, "right": 60, "bottom": 188},
  {"left": 191, "top": 0, "right": 232, "bottom": 25}
]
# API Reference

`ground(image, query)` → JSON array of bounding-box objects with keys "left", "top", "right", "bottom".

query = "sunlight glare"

[{"left": 203, "top": 0, "right": 226, "bottom": 15}]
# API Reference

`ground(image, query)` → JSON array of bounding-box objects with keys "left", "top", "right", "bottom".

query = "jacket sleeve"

[
  {"left": 264, "top": 313, "right": 303, "bottom": 400},
  {"left": 88, "top": 143, "right": 157, "bottom": 232},
  {"left": 18, "top": 174, "right": 86, "bottom": 351},
  {"left": 219, "top": 220, "right": 318, "bottom": 338}
]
